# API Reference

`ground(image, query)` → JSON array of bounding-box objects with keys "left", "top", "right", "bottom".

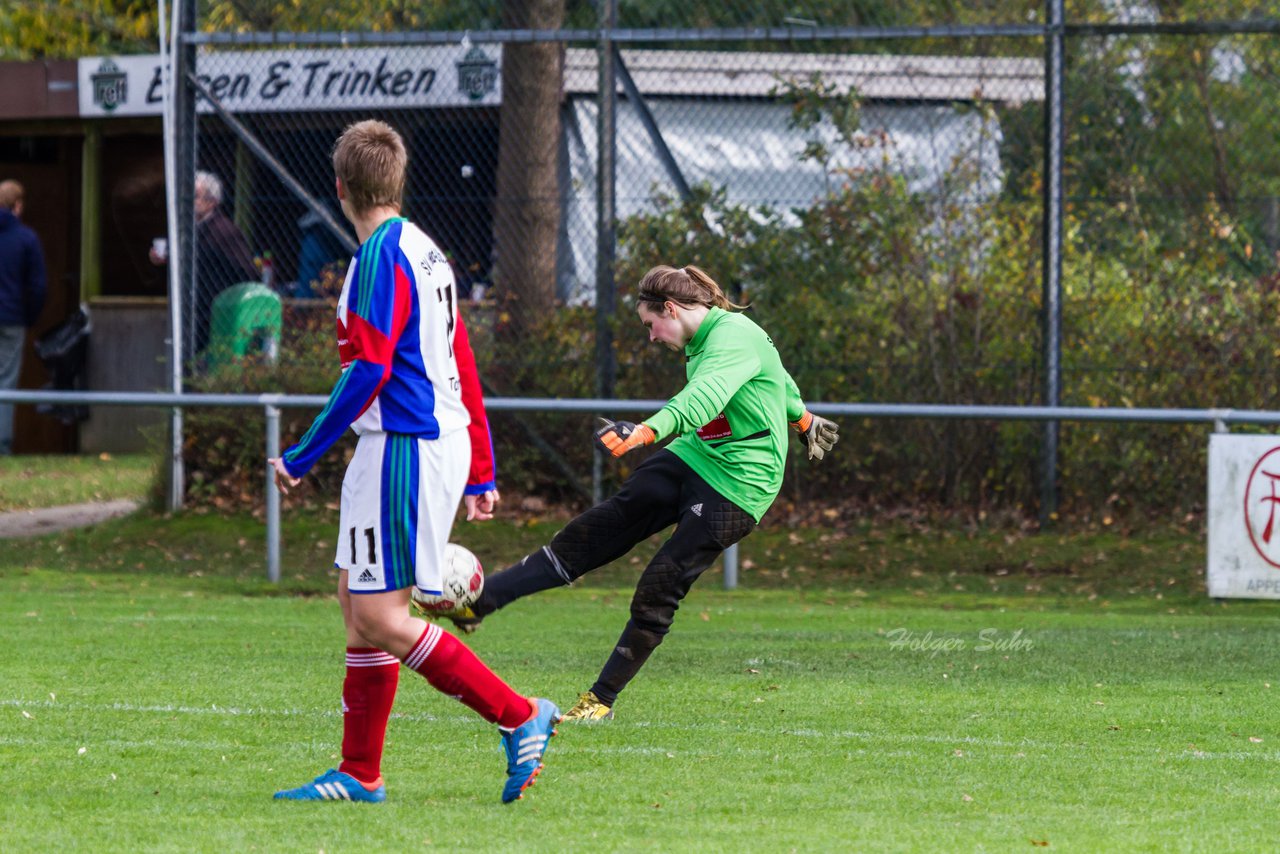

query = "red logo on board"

[
  {"left": 1244, "top": 446, "right": 1280, "bottom": 569},
  {"left": 696, "top": 413, "right": 732, "bottom": 441}
]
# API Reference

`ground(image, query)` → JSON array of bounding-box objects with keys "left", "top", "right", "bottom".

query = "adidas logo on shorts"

[
  {"left": 690, "top": 503, "right": 703, "bottom": 516},
  {"left": 358, "top": 569, "right": 376, "bottom": 583}
]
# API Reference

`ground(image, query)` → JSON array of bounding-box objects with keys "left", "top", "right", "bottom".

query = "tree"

[
  {"left": 200, "top": 0, "right": 503, "bottom": 33},
  {"left": 0, "top": 0, "right": 158, "bottom": 59},
  {"left": 492, "top": 0, "right": 566, "bottom": 339}
]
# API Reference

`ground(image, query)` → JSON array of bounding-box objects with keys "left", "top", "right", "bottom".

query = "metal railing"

[{"left": 5, "top": 389, "right": 1280, "bottom": 587}]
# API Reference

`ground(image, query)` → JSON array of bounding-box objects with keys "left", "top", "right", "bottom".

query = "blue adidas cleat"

[
  {"left": 273, "top": 768, "right": 386, "bottom": 803},
  {"left": 499, "top": 698, "right": 561, "bottom": 803}
]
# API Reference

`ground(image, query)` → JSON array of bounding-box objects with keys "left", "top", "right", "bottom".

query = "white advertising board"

[
  {"left": 1206, "top": 433, "right": 1280, "bottom": 598},
  {"left": 78, "top": 44, "right": 500, "bottom": 117}
]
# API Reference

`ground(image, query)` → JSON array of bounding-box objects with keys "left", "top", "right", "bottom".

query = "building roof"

[
  {"left": 0, "top": 47, "right": 1043, "bottom": 122},
  {"left": 0, "top": 60, "right": 79, "bottom": 120},
  {"left": 564, "top": 48, "right": 1044, "bottom": 104}
]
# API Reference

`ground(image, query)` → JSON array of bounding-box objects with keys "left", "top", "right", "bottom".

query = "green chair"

[{"left": 205, "top": 283, "right": 282, "bottom": 370}]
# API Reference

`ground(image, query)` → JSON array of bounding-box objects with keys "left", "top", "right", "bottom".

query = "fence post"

[
  {"left": 723, "top": 543, "right": 739, "bottom": 590},
  {"left": 1040, "top": 0, "right": 1065, "bottom": 527},
  {"left": 168, "top": 0, "right": 199, "bottom": 512},
  {"left": 265, "top": 403, "right": 281, "bottom": 583},
  {"left": 594, "top": 0, "right": 619, "bottom": 505}
]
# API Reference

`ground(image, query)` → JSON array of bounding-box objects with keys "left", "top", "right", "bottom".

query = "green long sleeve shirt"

[{"left": 644, "top": 307, "right": 806, "bottom": 521}]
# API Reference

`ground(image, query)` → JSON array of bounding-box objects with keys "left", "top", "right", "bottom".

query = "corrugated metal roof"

[{"left": 564, "top": 48, "right": 1043, "bottom": 103}]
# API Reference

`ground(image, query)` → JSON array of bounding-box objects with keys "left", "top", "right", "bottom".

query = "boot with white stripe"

[
  {"left": 273, "top": 768, "right": 386, "bottom": 803},
  {"left": 498, "top": 698, "right": 562, "bottom": 803}
]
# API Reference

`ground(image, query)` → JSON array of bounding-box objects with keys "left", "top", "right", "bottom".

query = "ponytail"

[{"left": 636, "top": 264, "right": 748, "bottom": 311}]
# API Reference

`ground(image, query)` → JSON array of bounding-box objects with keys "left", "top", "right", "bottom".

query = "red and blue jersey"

[{"left": 281, "top": 218, "right": 496, "bottom": 495}]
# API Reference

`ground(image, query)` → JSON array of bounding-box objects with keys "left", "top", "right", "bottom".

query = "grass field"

[
  {"left": 0, "top": 454, "right": 157, "bottom": 511},
  {"left": 3, "top": 484, "right": 1280, "bottom": 850}
]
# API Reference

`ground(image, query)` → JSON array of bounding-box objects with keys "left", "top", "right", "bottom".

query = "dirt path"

[{"left": 0, "top": 499, "right": 141, "bottom": 538}]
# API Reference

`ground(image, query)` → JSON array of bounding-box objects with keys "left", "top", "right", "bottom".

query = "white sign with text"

[
  {"left": 78, "top": 44, "right": 500, "bottom": 117},
  {"left": 1207, "top": 433, "right": 1280, "bottom": 598}
]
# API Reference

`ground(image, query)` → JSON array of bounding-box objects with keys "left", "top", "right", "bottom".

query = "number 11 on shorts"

[{"left": 350, "top": 526, "right": 377, "bottom": 565}]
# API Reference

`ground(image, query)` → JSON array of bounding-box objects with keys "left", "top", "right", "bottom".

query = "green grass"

[
  {"left": 0, "top": 454, "right": 158, "bottom": 511},
  {"left": 3, "top": 507, "right": 1280, "bottom": 851}
]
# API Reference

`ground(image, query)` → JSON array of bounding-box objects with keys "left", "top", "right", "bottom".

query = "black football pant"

[{"left": 473, "top": 450, "right": 756, "bottom": 706}]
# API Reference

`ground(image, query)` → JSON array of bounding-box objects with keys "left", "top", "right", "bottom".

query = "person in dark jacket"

[
  {"left": 293, "top": 205, "right": 347, "bottom": 297},
  {"left": 150, "top": 170, "right": 257, "bottom": 356},
  {"left": 0, "top": 180, "right": 47, "bottom": 455}
]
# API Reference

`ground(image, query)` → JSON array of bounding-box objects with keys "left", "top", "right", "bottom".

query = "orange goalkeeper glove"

[
  {"left": 790, "top": 410, "right": 840, "bottom": 461},
  {"left": 594, "top": 418, "right": 656, "bottom": 458}
]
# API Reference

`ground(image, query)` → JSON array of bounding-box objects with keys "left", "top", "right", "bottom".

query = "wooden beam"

[{"left": 79, "top": 124, "right": 101, "bottom": 300}]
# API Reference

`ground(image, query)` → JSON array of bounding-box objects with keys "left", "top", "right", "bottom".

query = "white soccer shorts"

[{"left": 336, "top": 428, "right": 469, "bottom": 595}]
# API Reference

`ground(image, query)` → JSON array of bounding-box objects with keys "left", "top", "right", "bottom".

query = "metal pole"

[
  {"left": 185, "top": 73, "right": 356, "bottom": 254},
  {"left": 723, "top": 543, "right": 739, "bottom": 590},
  {"left": 265, "top": 404, "right": 281, "bottom": 583},
  {"left": 1040, "top": 0, "right": 1065, "bottom": 527},
  {"left": 162, "top": 0, "right": 184, "bottom": 513},
  {"left": 169, "top": 0, "right": 199, "bottom": 512},
  {"left": 594, "top": 0, "right": 618, "bottom": 505},
  {"left": 5, "top": 391, "right": 1279, "bottom": 428},
  {"left": 613, "top": 45, "right": 691, "bottom": 201},
  {"left": 592, "top": 449, "right": 603, "bottom": 505}
]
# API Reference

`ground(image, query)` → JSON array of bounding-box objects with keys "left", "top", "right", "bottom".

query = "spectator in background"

[
  {"left": 0, "top": 179, "right": 47, "bottom": 455},
  {"left": 293, "top": 204, "right": 348, "bottom": 298},
  {"left": 151, "top": 170, "right": 257, "bottom": 354}
]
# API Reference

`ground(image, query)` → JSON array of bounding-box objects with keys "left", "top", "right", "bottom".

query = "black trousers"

[{"left": 476, "top": 450, "right": 757, "bottom": 705}]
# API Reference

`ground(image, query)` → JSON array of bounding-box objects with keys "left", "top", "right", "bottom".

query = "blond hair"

[
  {"left": 0, "top": 180, "right": 23, "bottom": 211},
  {"left": 636, "top": 264, "right": 746, "bottom": 312},
  {"left": 332, "top": 120, "right": 406, "bottom": 214}
]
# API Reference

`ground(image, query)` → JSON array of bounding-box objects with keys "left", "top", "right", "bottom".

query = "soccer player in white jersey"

[{"left": 268, "top": 119, "right": 560, "bottom": 805}]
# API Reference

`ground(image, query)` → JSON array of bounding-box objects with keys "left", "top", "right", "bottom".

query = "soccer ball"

[{"left": 410, "top": 543, "right": 484, "bottom": 617}]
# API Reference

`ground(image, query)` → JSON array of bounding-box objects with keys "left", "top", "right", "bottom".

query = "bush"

[
  {"left": 611, "top": 180, "right": 1280, "bottom": 522},
  {"left": 180, "top": 83, "right": 1280, "bottom": 526}
]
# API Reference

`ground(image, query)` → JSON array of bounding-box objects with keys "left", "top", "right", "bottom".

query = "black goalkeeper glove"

[{"left": 594, "top": 418, "right": 656, "bottom": 458}]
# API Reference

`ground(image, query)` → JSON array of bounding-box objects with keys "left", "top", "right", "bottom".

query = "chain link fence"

[
  {"left": 168, "top": 8, "right": 1280, "bottom": 520},
  {"left": 1051, "top": 29, "right": 1280, "bottom": 514}
]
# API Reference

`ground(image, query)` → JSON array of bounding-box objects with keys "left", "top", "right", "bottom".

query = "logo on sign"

[
  {"left": 1243, "top": 445, "right": 1280, "bottom": 569},
  {"left": 92, "top": 59, "right": 128, "bottom": 111},
  {"left": 456, "top": 46, "right": 497, "bottom": 101}
]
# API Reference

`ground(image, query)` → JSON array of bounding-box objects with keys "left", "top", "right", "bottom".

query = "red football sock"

[
  {"left": 404, "top": 624, "right": 534, "bottom": 728},
  {"left": 337, "top": 647, "right": 399, "bottom": 786}
]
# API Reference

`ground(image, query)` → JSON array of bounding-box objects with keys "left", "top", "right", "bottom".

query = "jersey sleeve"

[
  {"left": 280, "top": 359, "right": 383, "bottom": 477},
  {"left": 782, "top": 368, "right": 807, "bottom": 423},
  {"left": 281, "top": 237, "right": 411, "bottom": 478},
  {"left": 644, "top": 324, "right": 761, "bottom": 441},
  {"left": 453, "top": 308, "right": 497, "bottom": 494}
]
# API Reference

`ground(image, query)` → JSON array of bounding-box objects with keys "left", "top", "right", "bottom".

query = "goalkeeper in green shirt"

[{"left": 449, "top": 264, "right": 838, "bottom": 720}]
